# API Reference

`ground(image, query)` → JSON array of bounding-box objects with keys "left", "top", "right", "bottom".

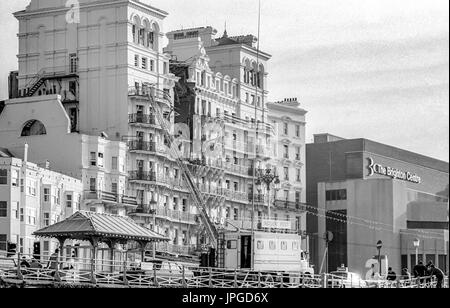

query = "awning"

[{"left": 33, "top": 211, "right": 169, "bottom": 243}]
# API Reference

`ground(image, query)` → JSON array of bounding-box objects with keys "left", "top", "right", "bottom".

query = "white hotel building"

[{"left": 0, "top": 0, "right": 309, "bottom": 259}]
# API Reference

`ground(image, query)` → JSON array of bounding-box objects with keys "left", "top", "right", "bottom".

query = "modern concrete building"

[
  {"left": 306, "top": 134, "right": 449, "bottom": 277},
  {"left": 0, "top": 148, "right": 83, "bottom": 257}
]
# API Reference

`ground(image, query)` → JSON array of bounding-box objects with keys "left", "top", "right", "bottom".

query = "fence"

[{"left": 0, "top": 254, "right": 445, "bottom": 289}]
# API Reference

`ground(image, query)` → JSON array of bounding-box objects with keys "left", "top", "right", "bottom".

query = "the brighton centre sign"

[{"left": 368, "top": 157, "right": 422, "bottom": 184}]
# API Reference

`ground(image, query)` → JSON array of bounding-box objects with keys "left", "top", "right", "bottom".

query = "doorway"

[{"left": 240, "top": 236, "right": 252, "bottom": 269}]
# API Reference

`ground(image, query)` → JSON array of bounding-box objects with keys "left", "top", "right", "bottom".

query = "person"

[
  {"left": 429, "top": 264, "right": 444, "bottom": 288},
  {"left": 413, "top": 261, "right": 427, "bottom": 278},
  {"left": 29, "top": 258, "right": 42, "bottom": 269},
  {"left": 47, "top": 248, "right": 60, "bottom": 273},
  {"left": 20, "top": 256, "right": 31, "bottom": 268},
  {"left": 387, "top": 267, "right": 397, "bottom": 281},
  {"left": 401, "top": 268, "right": 411, "bottom": 280}
]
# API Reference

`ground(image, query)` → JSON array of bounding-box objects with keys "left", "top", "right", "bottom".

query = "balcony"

[
  {"left": 128, "top": 171, "right": 157, "bottom": 182},
  {"left": 222, "top": 114, "right": 275, "bottom": 136},
  {"left": 128, "top": 113, "right": 156, "bottom": 126},
  {"left": 248, "top": 193, "right": 268, "bottom": 204},
  {"left": 83, "top": 190, "right": 138, "bottom": 207},
  {"left": 274, "top": 199, "right": 308, "bottom": 211},
  {"left": 224, "top": 163, "right": 251, "bottom": 176},
  {"left": 128, "top": 86, "right": 172, "bottom": 107},
  {"left": 128, "top": 140, "right": 157, "bottom": 152},
  {"left": 224, "top": 189, "right": 249, "bottom": 203},
  {"left": 154, "top": 208, "right": 198, "bottom": 224},
  {"left": 198, "top": 184, "right": 225, "bottom": 196}
]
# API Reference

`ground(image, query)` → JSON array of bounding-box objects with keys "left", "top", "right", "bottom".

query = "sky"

[{"left": 0, "top": 0, "right": 448, "bottom": 161}]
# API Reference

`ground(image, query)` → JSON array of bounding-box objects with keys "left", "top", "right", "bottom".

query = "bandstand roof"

[{"left": 33, "top": 211, "right": 169, "bottom": 243}]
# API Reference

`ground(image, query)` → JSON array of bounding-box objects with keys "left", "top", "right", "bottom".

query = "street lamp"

[
  {"left": 376, "top": 240, "right": 383, "bottom": 276},
  {"left": 413, "top": 238, "right": 420, "bottom": 265},
  {"left": 255, "top": 167, "right": 280, "bottom": 220}
]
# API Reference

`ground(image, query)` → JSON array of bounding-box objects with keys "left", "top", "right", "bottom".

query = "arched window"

[{"left": 21, "top": 120, "right": 47, "bottom": 137}]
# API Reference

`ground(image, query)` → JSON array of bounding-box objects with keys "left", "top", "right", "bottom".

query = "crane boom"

[{"left": 148, "top": 91, "right": 219, "bottom": 249}]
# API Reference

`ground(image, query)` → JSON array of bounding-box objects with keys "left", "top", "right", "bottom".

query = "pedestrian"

[
  {"left": 29, "top": 258, "right": 42, "bottom": 269},
  {"left": 47, "top": 248, "right": 60, "bottom": 276},
  {"left": 413, "top": 261, "right": 427, "bottom": 277},
  {"left": 429, "top": 264, "right": 444, "bottom": 288},
  {"left": 401, "top": 268, "right": 411, "bottom": 281},
  {"left": 387, "top": 267, "right": 397, "bottom": 281}
]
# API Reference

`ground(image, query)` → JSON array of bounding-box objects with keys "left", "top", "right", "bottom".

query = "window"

[
  {"left": 112, "top": 157, "right": 118, "bottom": 171},
  {"left": 147, "top": 31, "right": 155, "bottom": 48},
  {"left": 281, "top": 241, "right": 287, "bottom": 250},
  {"left": 284, "top": 167, "right": 289, "bottom": 181},
  {"left": 21, "top": 120, "right": 47, "bottom": 137},
  {"left": 44, "top": 188, "right": 50, "bottom": 202},
  {"left": 296, "top": 169, "right": 301, "bottom": 182},
  {"left": 132, "top": 25, "right": 137, "bottom": 43},
  {"left": 295, "top": 192, "right": 301, "bottom": 204},
  {"left": 44, "top": 213, "right": 50, "bottom": 227},
  {"left": 12, "top": 202, "right": 19, "bottom": 219},
  {"left": 139, "top": 28, "right": 145, "bottom": 45},
  {"left": 12, "top": 170, "right": 19, "bottom": 187},
  {"left": 69, "top": 53, "right": 78, "bottom": 74},
  {"left": 150, "top": 60, "right": 155, "bottom": 72},
  {"left": 142, "top": 57, "right": 147, "bottom": 69},
  {"left": 233, "top": 208, "right": 239, "bottom": 220},
  {"left": 292, "top": 242, "right": 299, "bottom": 250},
  {"left": 296, "top": 125, "right": 301, "bottom": 137},
  {"left": 0, "top": 170, "right": 6, "bottom": 185},
  {"left": 66, "top": 194, "right": 72, "bottom": 208},
  {"left": 90, "top": 152, "right": 97, "bottom": 166},
  {"left": 257, "top": 241, "right": 264, "bottom": 250},
  {"left": 283, "top": 123, "right": 288, "bottom": 135},
  {"left": 269, "top": 241, "right": 276, "bottom": 250},
  {"left": 284, "top": 145, "right": 289, "bottom": 159},
  {"left": 233, "top": 182, "right": 239, "bottom": 191},
  {"left": 98, "top": 153, "right": 104, "bottom": 168},
  {"left": 0, "top": 201, "right": 8, "bottom": 217},
  {"left": 20, "top": 208, "right": 24, "bottom": 222},
  {"left": 0, "top": 235, "right": 7, "bottom": 251},
  {"left": 227, "top": 240, "right": 237, "bottom": 249},
  {"left": 296, "top": 147, "right": 301, "bottom": 160},
  {"left": 326, "top": 189, "right": 347, "bottom": 201},
  {"left": 134, "top": 55, "right": 139, "bottom": 67},
  {"left": 89, "top": 178, "right": 96, "bottom": 192}
]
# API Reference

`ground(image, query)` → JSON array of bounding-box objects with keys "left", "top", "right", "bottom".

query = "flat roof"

[{"left": 308, "top": 138, "right": 449, "bottom": 173}]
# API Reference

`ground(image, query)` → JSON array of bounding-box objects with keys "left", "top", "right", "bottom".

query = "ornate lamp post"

[{"left": 255, "top": 167, "right": 280, "bottom": 220}]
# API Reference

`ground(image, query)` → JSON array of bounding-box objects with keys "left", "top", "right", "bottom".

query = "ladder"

[{"left": 147, "top": 92, "right": 219, "bottom": 249}]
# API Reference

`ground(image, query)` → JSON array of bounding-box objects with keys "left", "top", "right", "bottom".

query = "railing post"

[
  {"left": 182, "top": 266, "right": 187, "bottom": 288},
  {"left": 234, "top": 270, "right": 238, "bottom": 288},
  {"left": 54, "top": 253, "right": 61, "bottom": 283},
  {"left": 209, "top": 268, "right": 213, "bottom": 288},
  {"left": 280, "top": 274, "right": 284, "bottom": 288},
  {"left": 322, "top": 273, "right": 327, "bottom": 289},
  {"left": 258, "top": 273, "right": 262, "bottom": 288},
  {"left": 16, "top": 252, "right": 23, "bottom": 280},
  {"left": 153, "top": 266, "right": 159, "bottom": 287},
  {"left": 122, "top": 260, "right": 129, "bottom": 286},
  {"left": 90, "top": 255, "right": 97, "bottom": 285}
]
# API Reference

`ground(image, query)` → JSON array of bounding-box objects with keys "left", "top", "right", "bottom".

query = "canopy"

[{"left": 33, "top": 211, "right": 168, "bottom": 243}]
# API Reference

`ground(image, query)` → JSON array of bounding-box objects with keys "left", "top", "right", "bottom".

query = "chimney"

[
  {"left": 45, "top": 160, "right": 50, "bottom": 169},
  {"left": 24, "top": 143, "right": 28, "bottom": 163}
]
